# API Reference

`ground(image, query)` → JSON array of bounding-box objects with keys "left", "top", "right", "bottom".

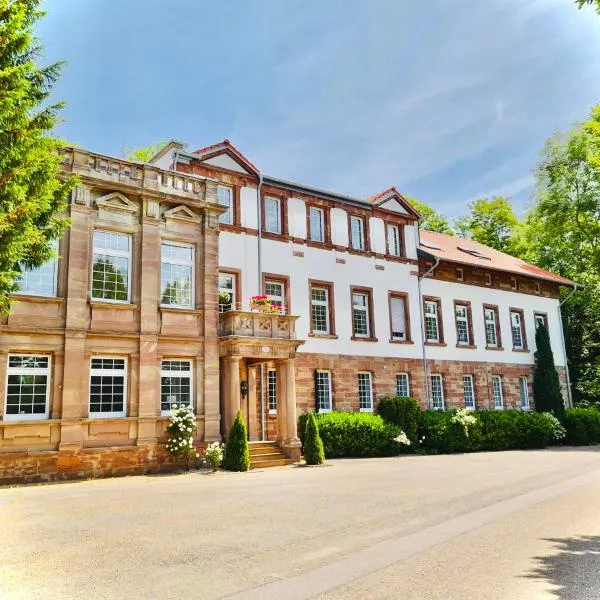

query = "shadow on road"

[{"left": 524, "top": 535, "right": 600, "bottom": 599}]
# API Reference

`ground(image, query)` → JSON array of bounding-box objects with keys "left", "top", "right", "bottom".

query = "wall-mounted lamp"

[{"left": 240, "top": 380, "right": 249, "bottom": 399}]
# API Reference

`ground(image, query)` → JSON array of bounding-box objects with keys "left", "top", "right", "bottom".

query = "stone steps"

[{"left": 248, "top": 441, "right": 294, "bottom": 469}]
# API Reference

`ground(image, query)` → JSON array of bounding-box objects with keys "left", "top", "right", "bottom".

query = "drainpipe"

[
  {"left": 257, "top": 173, "right": 264, "bottom": 296},
  {"left": 558, "top": 283, "right": 579, "bottom": 408}
]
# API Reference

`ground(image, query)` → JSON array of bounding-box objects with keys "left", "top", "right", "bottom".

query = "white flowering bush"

[
  {"left": 202, "top": 442, "right": 224, "bottom": 472},
  {"left": 451, "top": 408, "right": 478, "bottom": 438},
  {"left": 393, "top": 431, "right": 411, "bottom": 446},
  {"left": 541, "top": 412, "right": 566, "bottom": 441},
  {"left": 166, "top": 404, "right": 196, "bottom": 468}
]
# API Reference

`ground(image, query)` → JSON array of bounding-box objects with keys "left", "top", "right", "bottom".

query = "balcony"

[{"left": 219, "top": 309, "right": 298, "bottom": 340}]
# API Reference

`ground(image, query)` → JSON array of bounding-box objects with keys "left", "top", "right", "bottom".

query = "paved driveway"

[{"left": 2, "top": 448, "right": 600, "bottom": 599}]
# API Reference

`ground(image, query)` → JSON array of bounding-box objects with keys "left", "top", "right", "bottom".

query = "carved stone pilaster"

[
  {"left": 145, "top": 198, "right": 159, "bottom": 219},
  {"left": 72, "top": 185, "right": 90, "bottom": 206}
]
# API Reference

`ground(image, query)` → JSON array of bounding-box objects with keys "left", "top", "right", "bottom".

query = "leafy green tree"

[
  {"left": 303, "top": 412, "right": 325, "bottom": 465},
  {"left": 406, "top": 196, "right": 454, "bottom": 234},
  {"left": 124, "top": 140, "right": 168, "bottom": 163},
  {"left": 576, "top": 0, "right": 600, "bottom": 14},
  {"left": 222, "top": 410, "right": 250, "bottom": 471},
  {"left": 533, "top": 324, "right": 565, "bottom": 420},
  {"left": 455, "top": 197, "right": 519, "bottom": 254},
  {"left": 0, "top": 0, "right": 76, "bottom": 314}
]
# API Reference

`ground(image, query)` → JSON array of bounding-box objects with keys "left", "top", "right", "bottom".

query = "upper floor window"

[
  {"left": 358, "top": 372, "right": 373, "bottom": 412},
  {"left": 265, "top": 197, "right": 282, "bottom": 234},
  {"left": 15, "top": 239, "right": 59, "bottom": 297},
  {"left": 161, "top": 241, "right": 194, "bottom": 308},
  {"left": 389, "top": 293, "right": 409, "bottom": 342},
  {"left": 534, "top": 313, "right": 548, "bottom": 331},
  {"left": 387, "top": 224, "right": 402, "bottom": 256},
  {"left": 491, "top": 375, "right": 504, "bottom": 410},
  {"left": 4, "top": 355, "right": 50, "bottom": 421},
  {"left": 350, "top": 216, "right": 365, "bottom": 251},
  {"left": 510, "top": 309, "right": 526, "bottom": 350},
  {"left": 91, "top": 231, "right": 131, "bottom": 303},
  {"left": 396, "top": 373, "right": 410, "bottom": 397},
  {"left": 351, "top": 289, "right": 373, "bottom": 338},
  {"left": 454, "top": 302, "right": 472, "bottom": 346},
  {"left": 310, "top": 282, "right": 333, "bottom": 336},
  {"left": 309, "top": 207, "right": 325, "bottom": 242},
  {"left": 430, "top": 374, "right": 445, "bottom": 410},
  {"left": 264, "top": 277, "right": 286, "bottom": 314},
  {"left": 217, "top": 186, "right": 233, "bottom": 225},
  {"left": 218, "top": 272, "right": 236, "bottom": 312},
  {"left": 484, "top": 306, "right": 500, "bottom": 348},
  {"left": 89, "top": 357, "right": 127, "bottom": 418},
  {"left": 463, "top": 375, "right": 475, "bottom": 410},
  {"left": 161, "top": 359, "right": 193, "bottom": 415},
  {"left": 424, "top": 298, "right": 442, "bottom": 343}
]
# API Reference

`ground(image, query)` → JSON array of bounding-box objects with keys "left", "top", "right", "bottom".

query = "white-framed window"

[
  {"left": 89, "top": 357, "right": 127, "bottom": 418},
  {"left": 161, "top": 241, "right": 194, "bottom": 308},
  {"left": 430, "top": 374, "right": 445, "bottom": 410},
  {"left": 4, "top": 355, "right": 50, "bottom": 421},
  {"left": 311, "top": 286, "right": 330, "bottom": 335},
  {"left": 352, "top": 292, "right": 370, "bottom": 338},
  {"left": 358, "top": 372, "right": 373, "bottom": 412},
  {"left": 491, "top": 375, "right": 504, "bottom": 410},
  {"left": 265, "top": 197, "right": 282, "bottom": 234},
  {"left": 350, "top": 216, "right": 365, "bottom": 250},
  {"left": 455, "top": 304, "right": 470, "bottom": 345},
  {"left": 264, "top": 279, "right": 285, "bottom": 314},
  {"left": 390, "top": 295, "right": 407, "bottom": 341},
  {"left": 463, "top": 375, "right": 475, "bottom": 410},
  {"left": 217, "top": 185, "right": 233, "bottom": 225},
  {"left": 387, "top": 224, "right": 402, "bottom": 256},
  {"left": 310, "top": 207, "right": 325, "bottom": 242},
  {"left": 396, "top": 373, "right": 410, "bottom": 397},
  {"left": 161, "top": 360, "right": 193, "bottom": 415},
  {"left": 534, "top": 313, "right": 547, "bottom": 330},
  {"left": 218, "top": 272, "right": 236, "bottom": 312},
  {"left": 15, "top": 239, "right": 59, "bottom": 297},
  {"left": 267, "top": 369, "right": 277, "bottom": 414},
  {"left": 519, "top": 376, "right": 530, "bottom": 410},
  {"left": 91, "top": 230, "right": 131, "bottom": 303},
  {"left": 424, "top": 300, "right": 440, "bottom": 343},
  {"left": 510, "top": 310, "right": 524, "bottom": 350},
  {"left": 315, "top": 370, "right": 332, "bottom": 412},
  {"left": 456, "top": 268, "right": 464, "bottom": 282},
  {"left": 484, "top": 307, "right": 498, "bottom": 347}
]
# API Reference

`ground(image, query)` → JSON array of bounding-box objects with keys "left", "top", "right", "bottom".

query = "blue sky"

[{"left": 38, "top": 0, "right": 600, "bottom": 216}]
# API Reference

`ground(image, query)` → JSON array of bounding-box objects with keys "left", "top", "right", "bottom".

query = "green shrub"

[
  {"left": 377, "top": 396, "right": 420, "bottom": 445},
  {"left": 303, "top": 412, "right": 325, "bottom": 465},
  {"left": 222, "top": 410, "right": 250, "bottom": 471},
  {"left": 564, "top": 408, "right": 600, "bottom": 445},
  {"left": 418, "top": 410, "right": 482, "bottom": 453},
  {"left": 299, "top": 411, "right": 408, "bottom": 458}
]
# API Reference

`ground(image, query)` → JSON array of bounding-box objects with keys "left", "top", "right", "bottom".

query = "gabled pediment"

[
  {"left": 163, "top": 204, "right": 202, "bottom": 223},
  {"left": 95, "top": 192, "right": 137, "bottom": 213},
  {"left": 367, "top": 187, "right": 420, "bottom": 219},
  {"left": 201, "top": 153, "right": 251, "bottom": 174},
  {"left": 192, "top": 139, "right": 259, "bottom": 175}
]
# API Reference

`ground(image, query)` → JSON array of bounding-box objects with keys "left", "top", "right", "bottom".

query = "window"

[
  {"left": 430, "top": 374, "right": 444, "bottom": 410},
  {"left": 484, "top": 306, "right": 500, "bottom": 348},
  {"left": 310, "top": 283, "right": 333, "bottom": 335},
  {"left": 491, "top": 376, "right": 504, "bottom": 410},
  {"left": 358, "top": 372, "right": 373, "bottom": 412},
  {"left": 534, "top": 313, "right": 548, "bottom": 331},
  {"left": 510, "top": 309, "right": 526, "bottom": 350},
  {"left": 265, "top": 197, "right": 282, "bottom": 234},
  {"left": 217, "top": 186, "right": 233, "bottom": 225},
  {"left": 267, "top": 369, "right": 277, "bottom": 414},
  {"left": 91, "top": 231, "right": 131, "bottom": 302},
  {"left": 387, "top": 224, "right": 402, "bottom": 256},
  {"left": 15, "top": 239, "right": 58, "bottom": 297},
  {"left": 424, "top": 299, "right": 441, "bottom": 343},
  {"left": 315, "top": 370, "right": 332, "bottom": 412},
  {"left": 389, "top": 293, "right": 409, "bottom": 342},
  {"left": 534, "top": 282, "right": 541, "bottom": 295},
  {"left": 510, "top": 276, "right": 517, "bottom": 290},
  {"left": 264, "top": 279, "right": 286, "bottom": 314},
  {"left": 309, "top": 207, "right": 325, "bottom": 242},
  {"left": 456, "top": 268, "right": 464, "bottom": 282},
  {"left": 519, "top": 376, "right": 530, "bottom": 410},
  {"left": 161, "top": 360, "right": 193, "bottom": 415},
  {"left": 350, "top": 216, "right": 365, "bottom": 251},
  {"left": 463, "top": 375, "right": 475, "bottom": 410},
  {"left": 89, "top": 357, "right": 126, "bottom": 418},
  {"left": 454, "top": 302, "right": 471, "bottom": 346},
  {"left": 352, "top": 290, "right": 372, "bottom": 338},
  {"left": 396, "top": 373, "right": 410, "bottom": 397},
  {"left": 161, "top": 241, "right": 194, "bottom": 308},
  {"left": 4, "top": 355, "right": 50, "bottom": 421},
  {"left": 218, "top": 272, "right": 236, "bottom": 312}
]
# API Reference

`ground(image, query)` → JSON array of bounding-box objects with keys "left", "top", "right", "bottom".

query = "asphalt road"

[{"left": 1, "top": 448, "right": 600, "bottom": 600}]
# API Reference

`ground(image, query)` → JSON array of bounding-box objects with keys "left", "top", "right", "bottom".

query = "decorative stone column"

[
  {"left": 276, "top": 361, "right": 288, "bottom": 443},
  {"left": 247, "top": 365, "right": 259, "bottom": 441},
  {"left": 281, "top": 358, "right": 301, "bottom": 462},
  {"left": 223, "top": 356, "right": 241, "bottom": 435}
]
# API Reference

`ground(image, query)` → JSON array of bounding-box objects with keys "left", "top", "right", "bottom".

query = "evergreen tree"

[
  {"left": 0, "top": 0, "right": 76, "bottom": 314},
  {"left": 222, "top": 410, "right": 250, "bottom": 472},
  {"left": 533, "top": 324, "right": 565, "bottom": 420},
  {"left": 303, "top": 412, "right": 325, "bottom": 465}
]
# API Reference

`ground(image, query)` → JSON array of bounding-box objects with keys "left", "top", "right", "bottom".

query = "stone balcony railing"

[{"left": 219, "top": 310, "right": 299, "bottom": 340}]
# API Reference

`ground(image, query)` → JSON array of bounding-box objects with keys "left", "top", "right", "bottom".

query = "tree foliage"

[
  {"left": 222, "top": 410, "right": 250, "bottom": 471},
  {"left": 124, "top": 139, "right": 168, "bottom": 163},
  {"left": 576, "top": 0, "right": 600, "bottom": 14},
  {"left": 303, "top": 412, "right": 325, "bottom": 465},
  {"left": 0, "top": 0, "right": 76, "bottom": 314},
  {"left": 405, "top": 196, "right": 454, "bottom": 234}
]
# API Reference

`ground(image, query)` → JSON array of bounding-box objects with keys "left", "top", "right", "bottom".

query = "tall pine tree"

[
  {"left": 533, "top": 324, "right": 565, "bottom": 420},
  {"left": 0, "top": 0, "right": 75, "bottom": 313}
]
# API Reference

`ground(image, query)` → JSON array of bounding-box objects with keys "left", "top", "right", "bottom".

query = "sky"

[{"left": 38, "top": 0, "right": 600, "bottom": 216}]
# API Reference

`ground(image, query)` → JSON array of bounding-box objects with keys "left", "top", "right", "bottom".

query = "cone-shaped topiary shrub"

[
  {"left": 533, "top": 324, "right": 565, "bottom": 421},
  {"left": 223, "top": 410, "right": 250, "bottom": 471},
  {"left": 303, "top": 412, "right": 325, "bottom": 465}
]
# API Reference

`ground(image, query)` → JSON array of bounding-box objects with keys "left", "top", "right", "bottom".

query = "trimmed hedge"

[
  {"left": 564, "top": 408, "right": 600, "bottom": 445},
  {"left": 299, "top": 412, "right": 408, "bottom": 458},
  {"left": 377, "top": 396, "right": 420, "bottom": 445}
]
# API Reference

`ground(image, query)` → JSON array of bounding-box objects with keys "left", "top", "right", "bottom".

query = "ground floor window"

[
  {"left": 358, "top": 372, "right": 373, "bottom": 412},
  {"left": 89, "top": 357, "right": 127, "bottom": 418},
  {"left": 430, "top": 374, "right": 444, "bottom": 410},
  {"left": 519, "top": 376, "right": 530, "bottom": 410},
  {"left": 161, "top": 360, "right": 193, "bottom": 415},
  {"left": 5, "top": 355, "right": 50, "bottom": 420},
  {"left": 315, "top": 370, "right": 332, "bottom": 412},
  {"left": 396, "top": 373, "right": 410, "bottom": 397},
  {"left": 492, "top": 375, "right": 504, "bottom": 410},
  {"left": 463, "top": 375, "right": 475, "bottom": 410},
  {"left": 267, "top": 368, "right": 277, "bottom": 414}
]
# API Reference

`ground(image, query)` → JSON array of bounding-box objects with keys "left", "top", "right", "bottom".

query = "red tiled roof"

[
  {"left": 192, "top": 139, "right": 260, "bottom": 174},
  {"left": 419, "top": 230, "right": 577, "bottom": 286}
]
